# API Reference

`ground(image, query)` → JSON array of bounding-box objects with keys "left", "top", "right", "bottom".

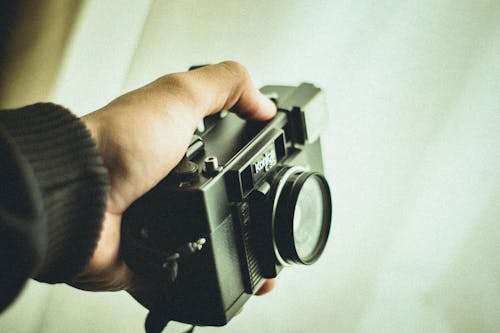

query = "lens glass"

[
  {"left": 271, "top": 167, "right": 332, "bottom": 266},
  {"left": 292, "top": 176, "right": 326, "bottom": 260}
]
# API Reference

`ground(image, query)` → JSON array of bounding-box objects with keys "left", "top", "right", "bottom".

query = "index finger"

[{"left": 163, "top": 61, "right": 277, "bottom": 122}]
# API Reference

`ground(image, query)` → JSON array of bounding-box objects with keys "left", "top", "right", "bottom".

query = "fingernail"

[{"left": 260, "top": 92, "right": 277, "bottom": 114}]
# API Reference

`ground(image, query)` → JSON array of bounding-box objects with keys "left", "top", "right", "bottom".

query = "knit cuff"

[{"left": 0, "top": 103, "right": 109, "bottom": 283}]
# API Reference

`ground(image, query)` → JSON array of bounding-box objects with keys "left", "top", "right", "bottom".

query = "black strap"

[
  {"left": 121, "top": 216, "right": 205, "bottom": 333},
  {"left": 145, "top": 295, "right": 195, "bottom": 333}
]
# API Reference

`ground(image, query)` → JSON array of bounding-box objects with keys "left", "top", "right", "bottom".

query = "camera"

[{"left": 121, "top": 83, "right": 332, "bottom": 328}]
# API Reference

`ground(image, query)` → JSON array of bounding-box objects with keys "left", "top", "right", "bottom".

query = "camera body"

[{"left": 122, "top": 83, "right": 331, "bottom": 326}]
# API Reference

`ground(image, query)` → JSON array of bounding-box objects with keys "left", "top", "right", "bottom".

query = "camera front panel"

[{"left": 230, "top": 137, "right": 330, "bottom": 294}]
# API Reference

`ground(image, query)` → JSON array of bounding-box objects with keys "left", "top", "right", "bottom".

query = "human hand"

[{"left": 73, "top": 62, "right": 276, "bottom": 303}]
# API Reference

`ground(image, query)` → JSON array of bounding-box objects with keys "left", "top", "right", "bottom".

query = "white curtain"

[{"left": 1, "top": 1, "right": 499, "bottom": 332}]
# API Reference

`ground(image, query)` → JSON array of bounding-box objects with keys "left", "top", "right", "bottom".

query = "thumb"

[{"left": 232, "top": 85, "right": 277, "bottom": 121}]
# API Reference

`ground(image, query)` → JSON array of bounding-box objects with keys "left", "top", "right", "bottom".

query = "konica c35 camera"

[{"left": 121, "top": 83, "right": 332, "bottom": 330}]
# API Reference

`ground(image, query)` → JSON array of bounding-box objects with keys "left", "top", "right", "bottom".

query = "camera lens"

[{"left": 272, "top": 167, "right": 332, "bottom": 265}]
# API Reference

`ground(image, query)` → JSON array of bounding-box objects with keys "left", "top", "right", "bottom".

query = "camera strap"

[
  {"left": 121, "top": 217, "right": 205, "bottom": 333},
  {"left": 146, "top": 300, "right": 195, "bottom": 333}
]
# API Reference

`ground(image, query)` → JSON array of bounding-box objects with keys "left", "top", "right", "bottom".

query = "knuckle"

[
  {"left": 152, "top": 73, "right": 204, "bottom": 122},
  {"left": 160, "top": 73, "right": 199, "bottom": 102},
  {"left": 161, "top": 72, "right": 191, "bottom": 90},
  {"left": 219, "top": 60, "right": 250, "bottom": 81}
]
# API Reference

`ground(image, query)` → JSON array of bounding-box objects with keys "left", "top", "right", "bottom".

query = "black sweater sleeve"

[{"left": 0, "top": 103, "right": 109, "bottom": 312}]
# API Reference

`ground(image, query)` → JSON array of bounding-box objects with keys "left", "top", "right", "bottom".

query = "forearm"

[{"left": 0, "top": 103, "right": 109, "bottom": 312}]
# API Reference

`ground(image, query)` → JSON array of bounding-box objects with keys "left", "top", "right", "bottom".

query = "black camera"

[{"left": 121, "top": 83, "right": 332, "bottom": 329}]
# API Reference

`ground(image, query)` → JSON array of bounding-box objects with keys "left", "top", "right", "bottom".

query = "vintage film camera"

[{"left": 121, "top": 83, "right": 332, "bottom": 329}]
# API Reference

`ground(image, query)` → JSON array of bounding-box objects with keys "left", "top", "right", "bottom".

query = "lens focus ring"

[{"left": 271, "top": 167, "right": 332, "bottom": 265}]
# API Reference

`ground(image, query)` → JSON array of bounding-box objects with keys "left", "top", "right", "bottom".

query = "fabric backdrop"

[{"left": 1, "top": 1, "right": 499, "bottom": 332}]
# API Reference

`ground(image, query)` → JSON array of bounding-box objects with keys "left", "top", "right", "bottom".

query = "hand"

[{"left": 72, "top": 62, "right": 277, "bottom": 304}]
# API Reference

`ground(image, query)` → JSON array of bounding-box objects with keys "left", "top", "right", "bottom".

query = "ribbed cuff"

[{"left": 0, "top": 103, "right": 109, "bottom": 283}]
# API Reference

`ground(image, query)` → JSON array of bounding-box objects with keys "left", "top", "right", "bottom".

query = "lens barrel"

[{"left": 271, "top": 167, "right": 332, "bottom": 265}]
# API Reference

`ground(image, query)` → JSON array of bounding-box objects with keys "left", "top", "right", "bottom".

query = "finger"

[
  {"left": 255, "top": 279, "right": 276, "bottom": 296},
  {"left": 168, "top": 61, "right": 276, "bottom": 122}
]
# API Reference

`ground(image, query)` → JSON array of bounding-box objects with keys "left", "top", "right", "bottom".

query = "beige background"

[{"left": 1, "top": 1, "right": 499, "bottom": 332}]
